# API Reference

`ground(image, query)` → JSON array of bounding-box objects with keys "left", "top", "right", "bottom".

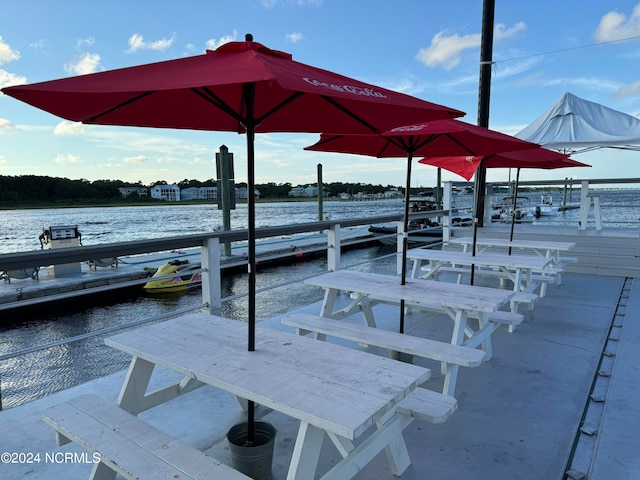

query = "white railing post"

[
  {"left": 201, "top": 237, "right": 221, "bottom": 313},
  {"left": 327, "top": 224, "right": 341, "bottom": 271},
  {"left": 579, "top": 180, "right": 589, "bottom": 230},
  {"left": 397, "top": 219, "right": 405, "bottom": 275},
  {"left": 442, "top": 182, "right": 452, "bottom": 243}
]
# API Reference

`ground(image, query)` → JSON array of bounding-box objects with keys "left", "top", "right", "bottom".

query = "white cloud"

[
  {"left": 417, "top": 22, "right": 526, "bottom": 70},
  {"left": 126, "top": 34, "right": 175, "bottom": 53},
  {"left": 261, "top": 0, "right": 323, "bottom": 7},
  {"left": 286, "top": 32, "right": 303, "bottom": 43},
  {"left": 30, "top": 39, "right": 46, "bottom": 49},
  {"left": 65, "top": 52, "right": 101, "bottom": 75},
  {"left": 0, "top": 36, "right": 20, "bottom": 65},
  {"left": 615, "top": 80, "right": 640, "bottom": 98},
  {"left": 124, "top": 155, "right": 147, "bottom": 164},
  {"left": 205, "top": 33, "right": 238, "bottom": 50},
  {"left": 156, "top": 157, "right": 178, "bottom": 164},
  {"left": 0, "top": 117, "right": 14, "bottom": 130},
  {"left": 0, "top": 69, "right": 26, "bottom": 88},
  {"left": 76, "top": 37, "right": 95, "bottom": 50},
  {"left": 594, "top": 3, "right": 640, "bottom": 41},
  {"left": 54, "top": 153, "right": 82, "bottom": 165},
  {"left": 54, "top": 121, "right": 85, "bottom": 136}
]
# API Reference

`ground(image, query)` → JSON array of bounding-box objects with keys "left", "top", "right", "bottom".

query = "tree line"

[{"left": 0, "top": 175, "right": 405, "bottom": 206}]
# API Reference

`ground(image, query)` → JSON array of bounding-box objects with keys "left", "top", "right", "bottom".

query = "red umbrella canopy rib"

[
  {"left": 1, "top": 40, "right": 464, "bottom": 134},
  {"left": 419, "top": 148, "right": 591, "bottom": 181},
  {"left": 304, "top": 119, "right": 538, "bottom": 158}
]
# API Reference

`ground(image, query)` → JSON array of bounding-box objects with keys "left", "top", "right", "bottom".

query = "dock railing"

[{"left": 1, "top": 176, "right": 639, "bottom": 408}]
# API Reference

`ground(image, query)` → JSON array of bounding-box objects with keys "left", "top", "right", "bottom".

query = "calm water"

[
  {"left": 0, "top": 200, "right": 405, "bottom": 408},
  {"left": 1, "top": 192, "right": 639, "bottom": 408}
]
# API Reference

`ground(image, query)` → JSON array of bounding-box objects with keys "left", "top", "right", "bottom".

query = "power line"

[{"left": 498, "top": 34, "right": 640, "bottom": 64}]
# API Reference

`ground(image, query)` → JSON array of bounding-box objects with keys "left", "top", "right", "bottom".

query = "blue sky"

[{"left": 1, "top": 0, "right": 640, "bottom": 188}]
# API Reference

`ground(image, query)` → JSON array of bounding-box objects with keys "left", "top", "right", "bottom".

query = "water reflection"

[{"left": 0, "top": 245, "right": 397, "bottom": 408}]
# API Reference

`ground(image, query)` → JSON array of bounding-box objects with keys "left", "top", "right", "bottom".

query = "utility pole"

[
  {"left": 473, "top": 0, "right": 495, "bottom": 229},
  {"left": 471, "top": 0, "right": 495, "bottom": 285},
  {"left": 216, "top": 145, "right": 235, "bottom": 257}
]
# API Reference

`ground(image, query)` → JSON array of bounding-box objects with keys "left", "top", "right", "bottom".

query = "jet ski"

[{"left": 143, "top": 259, "right": 202, "bottom": 293}]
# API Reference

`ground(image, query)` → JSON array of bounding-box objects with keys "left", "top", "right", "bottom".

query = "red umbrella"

[
  {"left": 305, "top": 120, "right": 538, "bottom": 332},
  {"left": 419, "top": 149, "right": 590, "bottom": 181},
  {"left": 2, "top": 34, "right": 464, "bottom": 442},
  {"left": 419, "top": 149, "right": 590, "bottom": 274},
  {"left": 305, "top": 119, "right": 537, "bottom": 158}
]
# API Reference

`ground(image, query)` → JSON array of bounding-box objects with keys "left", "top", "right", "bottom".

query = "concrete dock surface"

[{"left": 0, "top": 268, "right": 637, "bottom": 479}]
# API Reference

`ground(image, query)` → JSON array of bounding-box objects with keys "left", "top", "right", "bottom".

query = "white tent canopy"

[{"left": 516, "top": 92, "right": 640, "bottom": 153}]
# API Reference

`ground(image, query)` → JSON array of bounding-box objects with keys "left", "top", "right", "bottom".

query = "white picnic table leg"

[
  {"left": 378, "top": 411, "right": 411, "bottom": 476},
  {"left": 89, "top": 461, "right": 116, "bottom": 480},
  {"left": 450, "top": 308, "right": 468, "bottom": 347},
  {"left": 476, "top": 312, "right": 494, "bottom": 359},
  {"left": 441, "top": 363, "right": 460, "bottom": 397},
  {"left": 358, "top": 296, "right": 377, "bottom": 327},
  {"left": 287, "top": 422, "right": 325, "bottom": 480},
  {"left": 410, "top": 258, "right": 422, "bottom": 278},
  {"left": 320, "top": 288, "right": 339, "bottom": 317},
  {"left": 326, "top": 409, "right": 411, "bottom": 477},
  {"left": 320, "top": 413, "right": 414, "bottom": 480},
  {"left": 117, "top": 356, "right": 154, "bottom": 415}
]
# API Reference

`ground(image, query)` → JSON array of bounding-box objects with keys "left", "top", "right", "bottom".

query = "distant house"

[
  {"left": 236, "top": 187, "right": 260, "bottom": 199},
  {"left": 118, "top": 186, "right": 148, "bottom": 198},
  {"left": 384, "top": 188, "right": 403, "bottom": 199},
  {"left": 180, "top": 187, "right": 203, "bottom": 201},
  {"left": 288, "top": 185, "right": 318, "bottom": 197},
  {"left": 151, "top": 184, "right": 180, "bottom": 201},
  {"left": 200, "top": 186, "right": 218, "bottom": 201},
  {"left": 180, "top": 186, "right": 218, "bottom": 201}
]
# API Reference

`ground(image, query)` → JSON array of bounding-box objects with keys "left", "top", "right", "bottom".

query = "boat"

[
  {"left": 450, "top": 207, "right": 474, "bottom": 226},
  {"left": 368, "top": 223, "right": 443, "bottom": 245},
  {"left": 529, "top": 195, "right": 560, "bottom": 217},
  {"left": 499, "top": 206, "right": 535, "bottom": 223},
  {"left": 490, "top": 195, "right": 531, "bottom": 221},
  {"left": 143, "top": 259, "right": 202, "bottom": 293}
]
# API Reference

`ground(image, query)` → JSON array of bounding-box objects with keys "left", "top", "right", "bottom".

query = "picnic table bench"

[
  {"left": 305, "top": 270, "right": 517, "bottom": 360},
  {"left": 282, "top": 312, "right": 486, "bottom": 396},
  {"left": 43, "top": 394, "right": 251, "bottom": 480}
]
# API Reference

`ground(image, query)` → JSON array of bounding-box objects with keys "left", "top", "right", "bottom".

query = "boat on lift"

[
  {"left": 529, "top": 195, "right": 560, "bottom": 217},
  {"left": 143, "top": 260, "right": 202, "bottom": 293}
]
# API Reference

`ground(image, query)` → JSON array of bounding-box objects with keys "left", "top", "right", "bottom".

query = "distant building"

[
  {"left": 151, "top": 184, "right": 180, "bottom": 201},
  {"left": 236, "top": 187, "right": 260, "bottom": 199},
  {"left": 384, "top": 188, "right": 403, "bottom": 199},
  {"left": 118, "top": 186, "right": 148, "bottom": 198},
  {"left": 288, "top": 185, "right": 318, "bottom": 197},
  {"left": 200, "top": 186, "right": 218, "bottom": 201},
  {"left": 179, "top": 186, "right": 218, "bottom": 201},
  {"left": 180, "top": 187, "right": 203, "bottom": 201}
]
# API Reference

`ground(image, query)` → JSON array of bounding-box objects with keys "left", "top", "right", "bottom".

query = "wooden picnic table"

[
  {"left": 407, "top": 248, "right": 552, "bottom": 297},
  {"left": 449, "top": 236, "right": 576, "bottom": 266},
  {"left": 305, "top": 270, "right": 515, "bottom": 359},
  {"left": 105, "top": 312, "right": 434, "bottom": 480}
]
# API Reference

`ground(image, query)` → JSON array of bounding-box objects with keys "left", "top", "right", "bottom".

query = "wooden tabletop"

[
  {"left": 106, "top": 312, "right": 431, "bottom": 440},
  {"left": 306, "top": 270, "right": 513, "bottom": 313},
  {"left": 407, "top": 248, "right": 552, "bottom": 270},
  {"left": 450, "top": 236, "right": 576, "bottom": 251}
]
